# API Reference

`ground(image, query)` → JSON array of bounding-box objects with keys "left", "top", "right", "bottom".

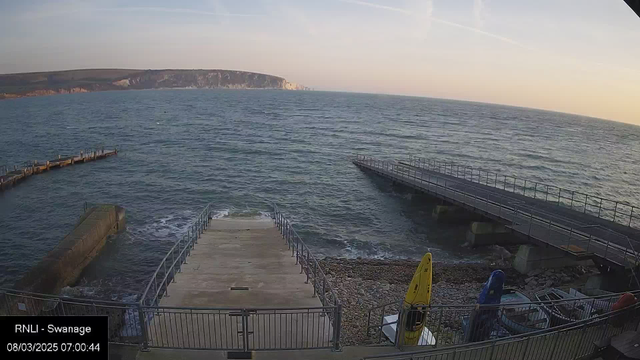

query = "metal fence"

[
  {"left": 407, "top": 155, "right": 640, "bottom": 230},
  {"left": 0, "top": 288, "right": 144, "bottom": 345},
  {"left": 141, "top": 305, "right": 337, "bottom": 350},
  {"left": 272, "top": 202, "right": 342, "bottom": 349},
  {"left": 366, "top": 290, "right": 640, "bottom": 350},
  {"left": 140, "top": 203, "right": 213, "bottom": 307},
  {"left": 362, "top": 301, "right": 640, "bottom": 360},
  {"left": 0, "top": 202, "right": 342, "bottom": 352},
  {"left": 354, "top": 155, "right": 639, "bottom": 269}
]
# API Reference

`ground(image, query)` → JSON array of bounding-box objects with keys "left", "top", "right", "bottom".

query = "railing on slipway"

[
  {"left": 362, "top": 300, "right": 640, "bottom": 360},
  {"left": 0, "top": 203, "right": 342, "bottom": 352},
  {"left": 407, "top": 155, "right": 640, "bottom": 230},
  {"left": 271, "top": 203, "right": 342, "bottom": 350},
  {"left": 140, "top": 204, "right": 213, "bottom": 307}
]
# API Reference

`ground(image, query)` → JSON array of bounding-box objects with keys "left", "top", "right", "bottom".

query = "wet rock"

[{"left": 528, "top": 269, "right": 543, "bottom": 276}]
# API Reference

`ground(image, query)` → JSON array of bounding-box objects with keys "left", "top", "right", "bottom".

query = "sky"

[{"left": 1, "top": 0, "right": 639, "bottom": 125}]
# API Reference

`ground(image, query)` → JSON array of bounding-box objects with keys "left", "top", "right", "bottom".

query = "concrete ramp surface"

[{"left": 145, "top": 217, "right": 332, "bottom": 350}]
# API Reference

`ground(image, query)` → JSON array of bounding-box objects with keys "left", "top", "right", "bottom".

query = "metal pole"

[
  {"left": 137, "top": 304, "right": 150, "bottom": 351},
  {"left": 571, "top": 191, "right": 574, "bottom": 210},
  {"left": 333, "top": 304, "right": 342, "bottom": 351},
  {"left": 524, "top": 179, "right": 527, "bottom": 196},
  {"left": 583, "top": 195, "right": 588, "bottom": 214},
  {"left": 613, "top": 202, "right": 619, "bottom": 222},
  {"left": 631, "top": 207, "right": 635, "bottom": 227}
]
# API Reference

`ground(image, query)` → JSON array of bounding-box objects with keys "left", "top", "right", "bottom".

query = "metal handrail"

[
  {"left": 407, "top": 155, "right": 640, "bottom": 230},
  {"left": 140, "top": 203, "right": 212, "bottom": 306},
  {"left": 354, "top": 155, "right": 639, "bottom": 268},
  {"left": 366, "top": 289, "right": 639, "bottom": 348},
  {"left": 271, "top": 203, "right": 342, "bottom": 350},
  {"left": 362, "top": 300, "right": 640, "bottom": 359},
  {"left": 368, "top": 288, "right": 640, "bottom": 313}
]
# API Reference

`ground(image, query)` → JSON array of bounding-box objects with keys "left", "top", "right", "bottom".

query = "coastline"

[{"left": 319, "top": 256, "right": 597, "bottom": 346}]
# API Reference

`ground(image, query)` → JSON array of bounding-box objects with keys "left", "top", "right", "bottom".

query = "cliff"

[{"left": 0, "top": 69, "right": 310, "bottom": 99}]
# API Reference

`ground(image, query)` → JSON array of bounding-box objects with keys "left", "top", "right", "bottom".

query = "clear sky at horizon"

[{"left": 1, "top": 0, "right": 639, "bottom": 125}]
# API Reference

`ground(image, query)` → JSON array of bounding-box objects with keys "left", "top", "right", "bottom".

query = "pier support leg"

[
  {"left": 512, "top": 245, "right": 592, "bottom": 275},
  {"left": 465, "top": 222, "right": 526, "bottom": 247},
  {"left": 432, "top": 205, "right": 483, "bottom": 223}
]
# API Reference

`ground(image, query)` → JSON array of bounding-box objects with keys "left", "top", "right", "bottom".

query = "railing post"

[
  {"left": 631, "top": 207, "right": 635, "bottom": 227},
  {"left": 171, "top": 249, "right": 176, "bottom": 282},
  {"left": 583, "top": 195, "right": 588, "bottom": 214},
  {"left": 333, "top": 304, "right": 342, "bottom": 351},
  {"left": 323, "top": 277, "right": 327, "bottom": 304},
  {"left": 313, "top": 261, "right": 317, "bottom": 297},
  {"left": 523, "top": 179, "right": 527, "bottom": 196},
  {"left": 242, "top": 309, "right": 249, "bottom": 352},
  {"left": 163, "top": 260, "right": 169, "bottom": 297},
  {"left": 395, "top": 306, "right": 406, "bottom": 350},
  {"left": 137, "top": 303, "right": 150, "bottom": 351},
  {"left": 570, "top": 191, "right": 574, "bottom": 209},
  {"left": 305, "top": 248, "right": 310, "bottom": 282},
  {"left": 613, "top": 202, "right": 619, "bottom": 222}
]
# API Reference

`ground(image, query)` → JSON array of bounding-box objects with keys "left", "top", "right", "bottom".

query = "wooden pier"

[{"left": 0, "top": 148, "right": 117, "bottom": 191}]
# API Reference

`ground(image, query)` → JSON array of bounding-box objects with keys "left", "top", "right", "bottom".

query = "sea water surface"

[{"left": 1, "top": 89, "right": 639, "bottom": 300}]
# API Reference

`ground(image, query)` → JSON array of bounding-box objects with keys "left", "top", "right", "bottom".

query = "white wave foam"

[
  {"left": 211, "top": 209, "right": 230, "bottom": 219},
  {"left": 211, "top": 208, "right": 272, "bottom": 220}
]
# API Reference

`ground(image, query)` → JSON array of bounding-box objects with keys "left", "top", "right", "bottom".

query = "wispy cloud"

[
  {"left": 338, "top": 0, "right": 527, "bottom": 48},
  {"left": 22, "top": 6, "right": 261, "bottom": 20},
  {"left": 473, "top": 0, "right": 486, "bottom": 28}
]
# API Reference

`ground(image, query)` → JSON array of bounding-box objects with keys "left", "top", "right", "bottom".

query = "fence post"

[
  {"left": 242, "top": 309, "right": 249, "bottom": 352},
  {"left": 333, "top": 304, "right": 342, "bottom": 351},
  {"left": 137, "top": 303, "right": 150, "bottom": 351},
  {"left": 631, "top": 207, "right": 635, "bottom": 227},
  {"left": 313, "top": 261, "right": 317, "bottom": 297},
  {"left": 613, "top": 202, "right": 619, "bottom": 222},
  {"left": 395, "top": 306, "right": 406, "bottom": 351}
]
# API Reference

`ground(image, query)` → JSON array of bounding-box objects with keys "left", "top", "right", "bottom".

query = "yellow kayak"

[{"left": 402, "top": 252, "right": 432, "bottom": 345}]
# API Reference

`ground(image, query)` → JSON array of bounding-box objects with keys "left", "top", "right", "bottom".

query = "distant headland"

[{"left": 0, "top": 69, "right": 311, "bottom": 99}]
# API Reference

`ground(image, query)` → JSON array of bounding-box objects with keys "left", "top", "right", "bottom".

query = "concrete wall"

[
  {"left": 466, "top": 222, "right": 527, "bottom": 247},
  {"left": 13, "top": 204, "right": 125, "bottom": 295},
  {"left": 512, "top": 244, "right": 592, "bottom": 274},
  {"left": 432, "top": 205, "right": 483, "bottom": 223}
]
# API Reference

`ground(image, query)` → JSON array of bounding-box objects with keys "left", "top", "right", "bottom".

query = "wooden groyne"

[{"left": 0, "top": 148, "right": 117, "bottom": 192}]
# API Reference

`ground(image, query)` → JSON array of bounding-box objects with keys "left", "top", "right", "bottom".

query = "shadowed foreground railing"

[
  {"left": 362, "top": 301, "right": 640, "bottom": 360},
  {"left": 366, "top": 290, "right": 640, "bottom": 350}
]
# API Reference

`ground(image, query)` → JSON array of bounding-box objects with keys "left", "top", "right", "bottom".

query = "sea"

[{"left": 1, "top": 89, "right": 639, "bottom": 300}]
